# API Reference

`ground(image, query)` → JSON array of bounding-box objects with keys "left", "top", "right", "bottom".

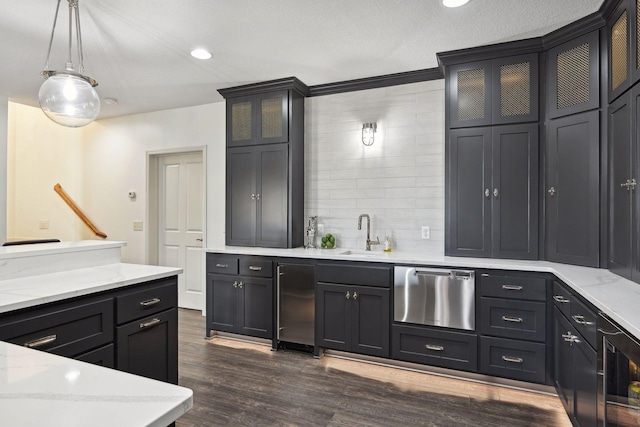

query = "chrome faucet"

[{"left": 358, "top": 214, "right": 380, "bottom": 251}]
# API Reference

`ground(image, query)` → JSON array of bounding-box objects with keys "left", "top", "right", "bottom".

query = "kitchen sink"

[{"left": 338, "top": 250, "right": 380, "bottom": 257}]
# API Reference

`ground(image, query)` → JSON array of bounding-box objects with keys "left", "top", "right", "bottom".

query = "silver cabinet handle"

[
  {"left": 572, "top": 314, "right": 592, "bottom": 325},
  {"left": 139, "top": 318, "right": 161, "bottom": 329},
  {"left": 548, "top": 186, "right": 556, "bottom": 197},
  {"left": 502, "top": 284, "right": 523, "bottom": 291},
  {"left": 353, "top": 292, "right": 358, "bottom": 300},
  {"left": 139, "top": 297, "right": 161, "bottom": 307},
  {"left": 426, "top": 344, "right": 444, "bottom": 351},
  {"left": 485, "top": 188, "right": 490, "bottom": 197},
  {"left": 215, "top": 263, "right": 228, "bottom": 268},
  {"left": 502, "top": 356, "right": 523, "bottom": 364},
  {"left": 251, "top": 193, "right": 256, "bottom": 200},
  {"left": 553, "top": 295, "right": 569, "bottom": 303},
  {"left": 24, "top": 334, "right": 57, "bottom": 349},
  {"left": 493, "top": 188, "right": 499, "bottom": 198},
  {"left": 621, "top": 179, "right": 637, "bottom": 190},
  {"left": 256, "top": 193, "right": 261, "bottom": 201},
  {"left": 502, "top": 315, "right": 523, "bottom": 323},
  {"left": 233, "top": 281, "right": 238, "bottom": 288},
  {"left": 562, "top": 332, "right": 573, "bottom": 342},
  {"left": 631, "top": 179, "right": 638, "bottom": 190},
  {"left": 346, "top": 291, "right": 350, "bottom": 300},
  {"left": 238, "top": 281, "right": 243, "bottom": 289},
  {"left": 249, "top": 266, "right": 262, "bottom": 271}
]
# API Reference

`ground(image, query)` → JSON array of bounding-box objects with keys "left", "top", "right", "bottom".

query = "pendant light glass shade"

[
  {"left": 39, "top": 74, "right": 100, "bottom": 127},
  {"left": 39, "top": 0, "right": 100, "bottom": 128}
]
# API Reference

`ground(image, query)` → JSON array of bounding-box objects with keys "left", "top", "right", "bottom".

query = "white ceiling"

[{"left": 1, "top": 0, "right": 604, "bottom": 120}]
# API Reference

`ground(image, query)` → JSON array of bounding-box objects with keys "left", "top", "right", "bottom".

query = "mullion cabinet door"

[
  {"left": 546, "top": 31, "right": 599, "bottom": 119},
  {"left": 447, "top": 127, "right": 492, "bottom": 257},
  {"left": 256, "top": 91, "right": 289, "bottom": 145},
  {"left": 491, "top": 124, "right": 539, "bottom": 260},
  {"left": 448, "top": 61, "right": 493, "bottom": 128},
  {"left": 545, "top": 111, "right": 600, "bottom": 267},
  {"left": 226, "top": 95, "right": 256, "bottom": 146},
  {"left": 491, "top": 54, "right": 539, "bottom": 125},
  {"left": 609, "top": 0, "right": 632, "bottom": 101}
]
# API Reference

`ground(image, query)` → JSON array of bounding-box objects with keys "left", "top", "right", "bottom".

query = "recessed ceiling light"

[
  {"left": 443, "top": 0, "right": 470, "bottom": 7},
  {"left": 190, "top": 49, "right": 212, "bottom": 60}
]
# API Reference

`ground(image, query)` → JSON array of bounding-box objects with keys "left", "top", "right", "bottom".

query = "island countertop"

[{"left": 206, "top": 245, "right": 640, "bottom": 343}]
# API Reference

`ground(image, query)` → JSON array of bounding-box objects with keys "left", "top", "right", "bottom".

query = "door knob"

[
  {"left": 548, "top": 186, "right": 555, "bottom": 197},
  {"left": 493, "top": 188, "right": 499, "bottom": 198}
]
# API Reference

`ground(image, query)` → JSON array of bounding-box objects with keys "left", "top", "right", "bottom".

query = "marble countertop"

[
  {"left": 0, "top": 263, "right": 183, "bottom": 314},
  {"left": 0, "top": 240, "right": 126, "bottom": 260},
  {"left": 0, "top": 340, "right": 192, "bottom": 427},
  {"left": 206, "top": 245, "right": 640, "bottom": 342}
]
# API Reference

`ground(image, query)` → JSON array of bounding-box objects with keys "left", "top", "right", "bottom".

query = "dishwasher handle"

[{"left": 414, "top": 268, "right": 452, "bottom": 277}]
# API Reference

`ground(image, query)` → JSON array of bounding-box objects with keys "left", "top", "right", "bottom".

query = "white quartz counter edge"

[
  {"left": 0, "top": 240, "right": 126, "bottom": 260},
  {"left": 0, "top": 263, "right": 182, "bottom": 314},
  {"left": 0, "top": 340, "right": 192, "bottom": 427},
  {"left": 206, "top": 246, "right": 640, "bottom": 342}
]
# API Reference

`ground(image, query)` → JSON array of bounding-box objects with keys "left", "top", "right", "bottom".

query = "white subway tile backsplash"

[{"left": 305, "top": 80, "right": 445, "bottom": 253}]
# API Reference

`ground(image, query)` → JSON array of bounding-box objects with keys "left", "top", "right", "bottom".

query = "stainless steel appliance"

[
  {"left": 599, "top": 313, "right": 640, "bottom": 426},
  {"left": 277, "top": 263, "right": 315, "bottom": 346},
  {"left": 394, "top": 266, "right": 475, "bottom": 330}
]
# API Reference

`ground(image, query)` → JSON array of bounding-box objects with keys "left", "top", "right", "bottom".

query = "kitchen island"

[{"left": 0, "top": 240, "right": 192, "bottom": 426}]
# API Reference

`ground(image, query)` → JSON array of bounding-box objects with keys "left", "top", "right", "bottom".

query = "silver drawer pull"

[
  {"left": 502, "top": 355, "right": 523, "bottom": 364},
  {"left": 215, "top": 263, "right": 228, "bottom": 268},
  {"left": 24, "top": 334, "right": 57, "bottom": 349},
  {"left": 139, "top": 298, "right": 161, "bottom": 307},
  {"left": 572, "top": 314, "right": 592, "bottom": 325},
  {"left": 426, "top": 344, "right": 444, "bottom": 351},
  {"left": 139, "top": 318, "right": 161, "bottom": 329},
  {"left": 249, "top": 266, "right": 262, "bottom": 271},
  {"left": 502, "top": 315, "right": 523, "bottom": 323},
  {"left": 502, "top": 285, "right": 523, "bottom": 291},
  {"left": 553, "top": 295, "right": 569, "bottom": 303}
]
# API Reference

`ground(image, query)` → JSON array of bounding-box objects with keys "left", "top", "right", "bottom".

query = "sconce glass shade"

[
  {"left": 39, "top": 73, "right": 100, "bottom": 128},
  {"left": 362, "top": 123, "right": 377, "bottom": 146}
]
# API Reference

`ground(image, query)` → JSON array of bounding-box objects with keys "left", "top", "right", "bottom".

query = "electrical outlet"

[
  {"left": 133, "top": 220, "right": 143, "bottom": 231},
  {"left": 421, "top": 226, "right": 430, "bottom": 240},
  {"left": 39, "top": 219, "right": 49, "bottom": 230}
]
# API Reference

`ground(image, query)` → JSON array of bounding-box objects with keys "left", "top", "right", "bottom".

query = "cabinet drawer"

[
  {"left": 570, "top": 297, "right": 597, "bottom": 350},
  {"left": 480, "top": 273, "right": 546, "bottom": 301},
  {"left": 480, "top": 298, "right": 546, "bottom": 342},
  {"left": 239, "top": 258, "right": 272, "bottom": 278},
  {"left": 0, "top": 298, "right": 113, "bottom": 358},
  {"left": 552, "top": 281, "right": 571, "bottom": 318},
  {"left": 317, "top": 263, "right": 391, "bottom": 287},
  {"left": 480, "top": 336, "right": 546, "bottom": 384},
  {"left": 207, "top": 254, "right": 239, "bottom": 275},
  {"left": 116, "top": 280, "right": 177, "bottom": 325},
  {"left": 392, "top": 324, "right": 477, "bottom": 372},
  {"left": 76, "top": 343, "right": 115, "bottom": 368}
]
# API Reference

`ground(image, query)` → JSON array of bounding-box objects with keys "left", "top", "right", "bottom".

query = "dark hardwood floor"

[{"left": 176, "top": 309, "right": 570, "bottom": 427}]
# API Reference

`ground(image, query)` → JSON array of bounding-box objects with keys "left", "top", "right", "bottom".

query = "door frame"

[{"left": 146, "top": 147, "right": 207, "bottom": 267}]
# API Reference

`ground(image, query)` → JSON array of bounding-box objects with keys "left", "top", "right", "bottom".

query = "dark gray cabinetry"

[
  {"left": 205, "top": 254, "right": 273, "bottom": 339},
  {"left": 447, "top": 123, "right": 538, "bottom": 259},
  {"left": 546, "top": 31, "right": 600, "bottom": 119},
  {"left": 545, "top": 110, "right": 600, "bottom": 267},
  {"left": 0, "top": 277, "right": 179, "bottom": 384},
  {"left": 552, "top": 281, "right": 598, "bottom": 426},
  {"left": 447, "top": 54, "right": 538, "bottom": 128},
  {"left": 220, "top": 78, "right": 307, "bottom": 249},
  {"left": 607, "top": 0, "right": 640, "bottom": 101},
  {"left": 115, "top": 279, "right": 179, "bottom": 384},
  {"left": 227, "top": 144, "right": 288, "bottom": 247},
  {"left": 478, "top": 271, "right": 548, "bottom": 384},
  {"left": 315, "top": 262, "right": 391, "bottom": 358},
  {"left": 608, "top": 87, "right": 640, "bottom": 281}
]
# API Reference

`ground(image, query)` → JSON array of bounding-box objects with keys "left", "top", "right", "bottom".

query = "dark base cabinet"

[
  {"left": 76, "top": 344, "right": 115, "bottom": 368},
  {"left": 479, "top": 336, "right": 546, "bottom": 384},
  {"left": 392, "top": 324, "right": 477, "bottom": 372}
]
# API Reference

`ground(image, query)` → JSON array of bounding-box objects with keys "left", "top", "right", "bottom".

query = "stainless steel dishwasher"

[
  {"left": 277, "top": 263, "right": 315, "bottom": 346},
  {"left": 394, "top": 266, "right": 475, "bottom": 330}
]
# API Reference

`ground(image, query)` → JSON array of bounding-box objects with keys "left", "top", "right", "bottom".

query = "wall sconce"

[{"left": 362, "top": 123, "right": 377, "bottom": 146}]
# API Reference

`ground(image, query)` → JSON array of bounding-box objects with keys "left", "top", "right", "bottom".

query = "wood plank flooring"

[{"left": 176, "top": 309, "right": 572, "bottom": 427}]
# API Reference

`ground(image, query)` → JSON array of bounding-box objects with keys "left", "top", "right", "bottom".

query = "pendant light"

[{"left": 39, "top": 0, "right": 100, "bottom": 128}]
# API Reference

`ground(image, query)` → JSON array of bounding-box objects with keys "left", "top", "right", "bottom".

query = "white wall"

[
  {"left": 0, "top": 97, "right": 7, "bottom": 244},
  {"left": 304, "top": 80, "right": 445, "bottom": 253},
  {"left": 7, "top": 102, "right": 226, "bottom": 263}
]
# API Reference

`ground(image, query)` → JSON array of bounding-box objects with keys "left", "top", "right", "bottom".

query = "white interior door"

[{"left": 158, "top": 152, "right": 204, "bottom": 310}]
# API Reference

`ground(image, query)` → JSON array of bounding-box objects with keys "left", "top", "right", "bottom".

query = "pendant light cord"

[{"left": 43, "top": 0, "right": 63, "bottom": 72}]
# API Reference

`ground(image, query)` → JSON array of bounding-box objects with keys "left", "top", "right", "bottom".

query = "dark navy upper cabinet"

[
  {"left": 448, "top": 54, "right": 538, "bottom": 128},
  {"left": 546, "top": 31, "right": 600, "bottom": 119}
]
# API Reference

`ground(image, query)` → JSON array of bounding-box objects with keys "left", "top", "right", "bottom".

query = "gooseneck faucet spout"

[{"left": 357, "top": 214, "right": 380, "bottom": 251}]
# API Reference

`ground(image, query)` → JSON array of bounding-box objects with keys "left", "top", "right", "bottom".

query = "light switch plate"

[
  {"left": 421, "top": 226, "right": 430, "bottom": 239},
  {"left": 133, "top": 220, "right": 143, "bottom": 231},
  {"left": 39, "top": 219, "right": 49, "bottom": 230}
]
